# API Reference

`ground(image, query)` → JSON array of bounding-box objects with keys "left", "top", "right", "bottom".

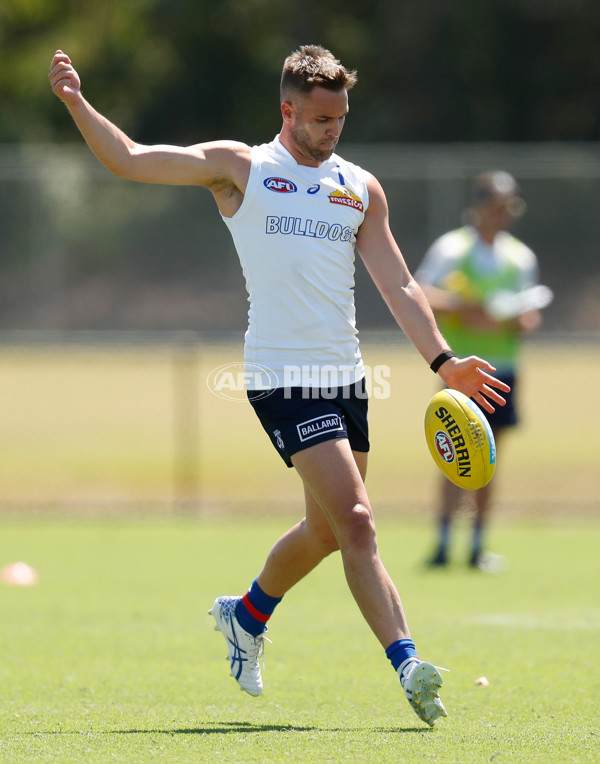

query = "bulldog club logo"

[
  {"left": 264, "top": 177, "right": 297, "bottom": 193},
  {"left": 328, "top": 188, "right": 364, "bottom": 212},
  {"left": 273, "top": 429, "right": 285, "bottom": 450}
]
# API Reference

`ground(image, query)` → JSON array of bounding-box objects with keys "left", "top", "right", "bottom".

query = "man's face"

[
  {"left": 478, "top": 195, "right": 524, "bottom": 232},
  {"left": 285, "top": 86, "right": 349, "bottom": 163}
]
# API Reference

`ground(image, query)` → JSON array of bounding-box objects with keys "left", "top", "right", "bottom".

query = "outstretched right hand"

[
  {"left": 48, "top": 50, "right": 81, "bottom": 106},
  {"left": 437, "top": 355, "right": 511, "bottom": 415}
]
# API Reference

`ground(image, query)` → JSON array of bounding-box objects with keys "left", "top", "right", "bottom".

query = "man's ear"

[{"left": 281, "top": 101, "right": 295, "bottom": 125}]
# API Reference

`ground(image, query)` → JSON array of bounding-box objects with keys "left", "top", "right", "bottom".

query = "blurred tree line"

[{"left": 1, "top": 0, "right": 598, "bottom": 146}]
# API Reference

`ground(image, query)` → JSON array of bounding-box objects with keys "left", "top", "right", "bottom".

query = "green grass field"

[
  {"left": 0, "top": 516, "right": 598, "bottom": 762},
  {"left": 0, "top": 340, "right": 599, "bottom": 761},
  {"left": 1, "top": 340, "right": 599, "bottom": 510}
]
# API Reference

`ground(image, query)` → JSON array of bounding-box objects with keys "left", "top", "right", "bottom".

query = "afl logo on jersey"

[{"left": 264, "top": 177, "right": 297, "bottom": 193}]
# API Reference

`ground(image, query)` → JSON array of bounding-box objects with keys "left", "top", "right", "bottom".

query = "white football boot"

[
  {"left": 399, "top": 658, "right": 448, "bottom": 726},
  {"left": 209, "top": 596, "right": 266, "bottom": 697},
  {"left": 470, "top": 550, "right": 508, "bottom": 574}
]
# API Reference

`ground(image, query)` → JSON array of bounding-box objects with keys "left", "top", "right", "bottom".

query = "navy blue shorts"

[
  {"left": 248, "top": 379, "right": 370, "bottom": 468},
  {"left": 476, "top": 371, "right": 518, "bottom": 431}
]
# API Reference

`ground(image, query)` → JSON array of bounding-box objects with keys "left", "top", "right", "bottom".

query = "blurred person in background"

[{"left": 416, "top": 171, "right": 550, "bottom": 572}]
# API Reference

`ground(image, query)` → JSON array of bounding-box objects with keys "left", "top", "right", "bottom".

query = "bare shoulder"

[
  {"left": 190, "top": 140, "right": 251, "bottom": 179},
  {"left": 197, "top": 140, "right": 251, "bottom": 158},
  {"left": 356, "top": 171, "right": 398, "bottom": 255},
  {"left": 363, "top": 172, "right": 389, "bottom": 226},
  {"left": 363, "top": 171, "right": 389, "bottom": 217},
  {"left": 183, "top": 139, "right": 249, "bottom": 190}
]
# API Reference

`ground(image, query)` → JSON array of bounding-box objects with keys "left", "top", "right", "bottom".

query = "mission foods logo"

[
  {"left": 264, "top": 177, "right": 297, "bottom": 193},
  {"left": 328, "top": 188, "right": 364, "bottom": 212}
]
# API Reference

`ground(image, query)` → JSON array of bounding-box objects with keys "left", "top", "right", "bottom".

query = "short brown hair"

[{"left": 280, "top": 45, "right": 357, "bottom": 102}]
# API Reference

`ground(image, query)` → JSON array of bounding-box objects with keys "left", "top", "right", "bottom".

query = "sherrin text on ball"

[{"left": 424, "top": 389, "right": 496, "bottom": 490}]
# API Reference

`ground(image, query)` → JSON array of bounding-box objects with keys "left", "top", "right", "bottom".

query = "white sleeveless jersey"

[{"left": 222, "top": 135, "right": 370, "bottom": 389}]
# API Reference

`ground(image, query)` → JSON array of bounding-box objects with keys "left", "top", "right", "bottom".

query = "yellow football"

[{"left": 424, "top": 389, "right": 496, "bottom": 490}]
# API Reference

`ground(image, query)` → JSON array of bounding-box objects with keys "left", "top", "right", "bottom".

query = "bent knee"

[{"left": 338, "top": 502, "right": 377, "bottom": 554}]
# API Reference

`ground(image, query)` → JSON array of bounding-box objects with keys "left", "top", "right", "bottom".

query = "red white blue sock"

[
  {"left": 235, "top": 578, "right": 282, "bottom": 637},
  {"left": 386, "top": 638, "right": 419, "bottom": 672}
]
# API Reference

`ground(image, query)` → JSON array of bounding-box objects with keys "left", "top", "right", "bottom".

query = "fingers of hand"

[
  {"left": 474, "top": 394, "right": 495, "bottom": 414},
  {"left": 49, "top": 52, "right": 77, "bottom": 90},
  {"left": 477, "top": 367, "right": 511, "bottom": 393},
  {"left": 51, "top": 50, "right": 70, "bottom": 65},
  {"left": 49, "top": 64, "right": 79, "bottom": 97},
  {"left": 49, "top": 63, "right": 68, "bottom": 83},
  {"left": 481, "top": 384, "right": 506, "bottom": 406},
  {"left": 50, "top": 79, "right": 72, "bottom": 98},
  {"left": 472, "top": 356, "right": 495, "bottom": 372},
  {"left": 49, "top": 52, "right": 70, "bottom": 74}
]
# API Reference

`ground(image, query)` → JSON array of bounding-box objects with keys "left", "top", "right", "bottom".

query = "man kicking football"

[{"left": 49, "top": 44, "right": 509, "bottom": 726}]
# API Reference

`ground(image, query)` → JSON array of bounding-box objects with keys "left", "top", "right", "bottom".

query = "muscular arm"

[
  {"left": 356, "top": 175, "right": 453, "bottom": 364},
  {"left": 356, "top": 174, "right": 509, "bottom": 411},
  {"left": 48, "top": 51, "right": 249, "bottom": 215}
]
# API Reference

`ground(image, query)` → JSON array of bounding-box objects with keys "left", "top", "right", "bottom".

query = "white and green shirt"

[{"left": 416, "top": 226, "right": 539, "bottom": 371}]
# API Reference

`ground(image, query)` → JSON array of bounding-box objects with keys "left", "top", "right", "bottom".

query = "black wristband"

[{"left": 430, "top": 350, "right": 456, "bottom": 374}]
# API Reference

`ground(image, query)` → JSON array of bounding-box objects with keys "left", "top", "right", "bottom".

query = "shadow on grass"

[{"left": 111, "top": 722, "right": 431, "bottom": 735}]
